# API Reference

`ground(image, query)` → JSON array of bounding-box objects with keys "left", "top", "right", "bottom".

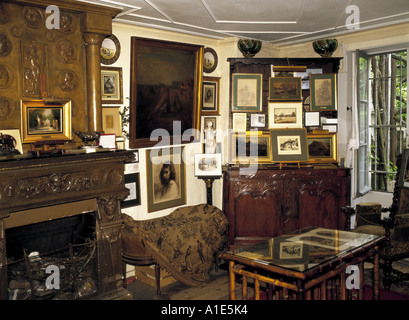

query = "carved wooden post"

[{"left": 83, "top": 32, "right": 106, "bottom": 132}]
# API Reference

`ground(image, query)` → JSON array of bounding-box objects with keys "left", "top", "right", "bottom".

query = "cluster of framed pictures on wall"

[{"left": 230, "top": 71, "right": 338, "bottom": 165}]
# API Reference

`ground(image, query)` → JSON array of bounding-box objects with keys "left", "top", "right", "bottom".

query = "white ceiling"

[{"left": 76, "top": 0, "right": 409, "bottom": 44}]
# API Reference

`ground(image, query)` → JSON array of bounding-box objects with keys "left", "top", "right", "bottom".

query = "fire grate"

[{"left": 7, "top": 240, "right": 97, "bottom": 300}]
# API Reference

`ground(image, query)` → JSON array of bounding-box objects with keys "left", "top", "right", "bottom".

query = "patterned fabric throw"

[{"left": 123, "top": 204, "right": 229, "bottom": 286}]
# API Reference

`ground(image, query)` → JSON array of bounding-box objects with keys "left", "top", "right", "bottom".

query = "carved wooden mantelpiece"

[{"left": 0, "top": 151, "right": 135, "bottom": 300}]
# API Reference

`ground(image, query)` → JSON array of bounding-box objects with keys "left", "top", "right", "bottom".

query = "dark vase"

[
  {"left": 237, "top": 39, "right": 262, "bottom": 58},
  {"left": 312, "top": 39, "right": 338, "bottom": 58}
]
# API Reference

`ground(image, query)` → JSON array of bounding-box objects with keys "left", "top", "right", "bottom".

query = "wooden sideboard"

[{"left": 223, "top": 166, "right": 351, "bottom": 247}]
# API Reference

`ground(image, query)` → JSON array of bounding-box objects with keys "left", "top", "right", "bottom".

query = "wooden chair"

[
  {"left": 342, "top": 153, "right": 409, "bottom": 289},
  {"left": 121, "top": 229, "right": 161, "bottom": 297}
]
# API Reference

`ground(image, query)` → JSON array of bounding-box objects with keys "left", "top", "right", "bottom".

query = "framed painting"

[
  {"left": 129, "top": 37, "right": 203, "bottom": 148},
  {"left": 194, "top": 153, "right": 222, "bottom": 177},
  {"left": 146, "top": 146, "right": 186, "bottom": 212},
  {"left": 202, "top": 77, "right": 220, "bottom": 115},
  {"left": 101, "top": 67, "right": 123, "bottom": 104},
  {"left": 100, "top": 34, "right": 121, "bottom": 65},
  {"left": 269, "top": 77, "right": 302, "bottom": 101},
  {"left": 232, "top": 73, "right": 262, "bottom": 112},
  {"left": 230, "top": 131, "right": 272, "bottom": 164},
  {"left": 268, "top": 102, "right": 303, "bottom": 129},
  {"left": 398, "top": 149, "right": 409, "bottom": 189},
  {"left": 310, "top": 73, "right": 337, "bottom": 111},
  {"left": 20, "top": 99, "right": 72, "bottom": 143},
  {"left": 121, "top": 173, "right": 141, "bottom": 208},
  {"left": 307, "top": 133, "right": 337, "bottom": 163},
  {"left": 270, "top": 128, "right": 308, "bottom": 163}
]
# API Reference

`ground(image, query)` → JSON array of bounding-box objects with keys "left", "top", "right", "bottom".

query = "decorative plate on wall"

[
  {"left": 203, "top": 47, "right": 218, "bottom": 73},
  {"left": 101, "top": 34, "right": 121, "bottom": 65}
]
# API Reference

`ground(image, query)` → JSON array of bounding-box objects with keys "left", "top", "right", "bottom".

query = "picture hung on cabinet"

[
  {"left": 250, "top": 114, "right": 266, "bottom": 128},
  {"left": 202, "top": 77, "right": 220, "bottom": 115},
  {"left": 129, "top": 37, "right": 203, "bottom": 148},
  {"left": 232, "top": 113, "right": 247, "bottom": 132},
  {"left": 268, "top": 77, "right": 302, "bottom": 101},
  {"left": 101, "top": 67, "right": 123, "bottom": 104},
  {"left": 194, "top": 153, "right": 222, "bottom": 177},
  {"left": 270, "top": 128, "right": 308, "bottom": 163},
  {"left": 230, "top": 131, "right": 272, "bottom": 164},
  {"left": 146, "top": 147, "right": 186, "bottom": 212},
  {"left": 294, "top": 68, "right": 322, "bottom": 90},
  {"left": 268, "top": 102, "right": 303, "bottom": 129},
  {"left": 20, "top": 99, "right": 72, "bottom": 143},
  {"left": 304, "top": 111, "right": 321, "bottom": 127},
  {"left": 310, "top": 73, "right": 337, "bottom": 111},
  {"left": 232, "top": 73, "right": 262, "bottom": 112},
  {"left": 306, "top": 133, "right": 337, "bottom": 164}
]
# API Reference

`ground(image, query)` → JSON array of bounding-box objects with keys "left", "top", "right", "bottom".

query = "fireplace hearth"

[{"left": 0, "top": 151, "right": 135, "bottom": 300}]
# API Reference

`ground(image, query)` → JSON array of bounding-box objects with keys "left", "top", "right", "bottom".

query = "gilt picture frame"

[
  {"left": 129, "top": 37, "right": 203, "bottom": 148},
  {"left": 306, "top": 133, "right": 337, "bottom": 164},
  {"left": 230, "top": 131, "right": 272, "bottom": 164},
  {"left": 20, "top": 99, "right": 72, "bottom": 143}
]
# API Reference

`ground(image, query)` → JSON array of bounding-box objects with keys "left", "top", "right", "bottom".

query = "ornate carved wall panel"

[{"left": 0, "top": 0, "right": 120, "bottom": 150}]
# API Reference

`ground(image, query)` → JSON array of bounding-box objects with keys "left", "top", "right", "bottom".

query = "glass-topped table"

[{"left": 220, "top": 227, "right": 385, "bottom": 300}]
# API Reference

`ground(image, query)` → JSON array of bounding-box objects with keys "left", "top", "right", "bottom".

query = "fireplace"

[{"left": 0, "top": 151, "right": 135, "bottom": 300}]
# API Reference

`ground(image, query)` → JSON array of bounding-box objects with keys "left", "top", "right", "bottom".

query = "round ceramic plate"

[
  {"left": 203, "top": 47, "right": 218, "bottom": 73},
  {"left": 101, "top": 34, "right": 121, "bottom": 65}
]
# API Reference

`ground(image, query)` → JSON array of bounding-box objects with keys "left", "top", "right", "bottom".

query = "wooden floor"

[{"left": 125, "top": 260, "right": 409, "bottom": 300}]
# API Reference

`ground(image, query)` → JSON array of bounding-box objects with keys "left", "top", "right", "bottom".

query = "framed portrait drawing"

[
  {"left": 20, "top": 99, "right": 72, "bottom": 143},
  {"left": 101, "top": 67, "right": 123, "bottom": 104},
  {"left": 146, "top": 147, "right": 186, "bottom": 212},
  {"left": 310, "top": 73, "right": 337, "bottom": 111},
  {"left": 307, "top": 133, "right": 337, "bottom": 163},
  {"left": 202, "top": 77, "right": 220, "bottom": 115},
  {"left": 129, "top": 37, "right": 203, "bottom": 148},
  {"left": 269, "top": 77, "right": 302, "bottom": 101},
  {"left": 268, "top": 102, "right": 303, "bottom": 129},
  {"left": 270, "top": 128, "right": 308, "bottom": 163},
  {"left": 194, "top": 153, "right": 222, "bottom": 177},
  {"left": 121, "top": 173, "right": 141, "bottom": 208},
  {"left": 398, "top": 149, "right": 409, "bottom": 189},
  {"left": 232, "top": 73, "right": 262, "bottom": 112},
  {"left": 230, "top": 131, "right": 272, "bottom": 164}
]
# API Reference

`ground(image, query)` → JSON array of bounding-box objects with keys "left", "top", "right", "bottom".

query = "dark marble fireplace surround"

[{"left": 0, "top": 151, "right": 135, "bottom": 300}]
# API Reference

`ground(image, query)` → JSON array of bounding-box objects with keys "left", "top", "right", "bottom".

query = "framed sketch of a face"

[{"left": 146, "top": 147, "right": 186, "bottom": 212}]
